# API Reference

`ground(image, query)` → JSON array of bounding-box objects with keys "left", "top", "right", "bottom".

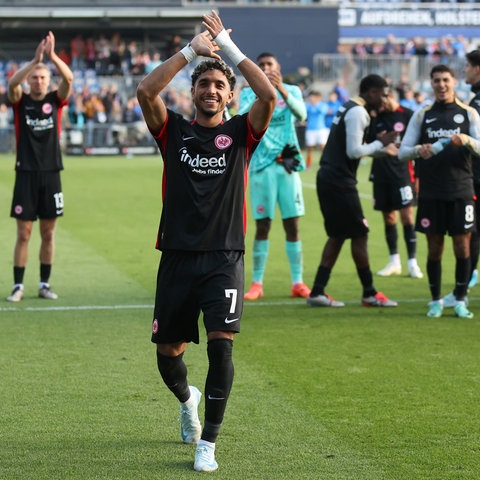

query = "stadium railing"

[
  {"left": 0, "top": 124, "right": 159, "bottom": 156},
  {"left": 0, "top": 53, "right": 471, "bottom": 156},
  {"left": 312, "top": 53, "right": 470, "bottom": 98}
]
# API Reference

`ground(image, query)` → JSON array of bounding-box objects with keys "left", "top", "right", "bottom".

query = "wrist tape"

[
  {"left": 180, "top": 44, "right": 197, "bottom": 63},
  {"left": 214, "top": 29, "right": 246, "bottom": 66}
]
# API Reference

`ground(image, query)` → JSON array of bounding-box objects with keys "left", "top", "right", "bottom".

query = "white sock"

[
  {"left": 407, "top": 258, "right": 418, "bottom": 269},
  {"left": 390, "top": 254, "right": 401, "bottom": 265},
  {"left": 197, "top": 439, "right": 215, "bottom": 449}
]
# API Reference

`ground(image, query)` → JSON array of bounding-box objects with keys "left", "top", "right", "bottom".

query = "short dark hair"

[
  {"left": 359, "top": 74, "right": 388, "bottom": 94},
  {"left": 430, "top": 64, "right": 455, "bottom": 78},
  {"left": 191, "top": 59, "right": 236, "bottom": 91},
  {"left": 256, "top": 52, "right": 277, "bottom": 62},
  {"left": 466, "top": 50, "right": 480, "bottom": 67}
]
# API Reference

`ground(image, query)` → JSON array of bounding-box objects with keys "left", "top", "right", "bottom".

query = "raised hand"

[
  {"left": 43, "top": 31, "right": 56, "bottom": 59},
  {"left": 33, "top": 38, "right": 46, "bottom": 63},
  {"left": 190, "top": 30, "right": 222, "bottom": 61},
  {"left": 202, "top": 10, "right": 226, "bottom": 41}
]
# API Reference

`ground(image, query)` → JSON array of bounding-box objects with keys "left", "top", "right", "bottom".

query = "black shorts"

[
  {"left": 373, "top": 181, "right": 416, "bottom": 212},
  {"left": 416, "top": 198, "right": 476, "bottom": 236},
  {"left": 151, "top": 250, "right": 244, "bottom": 345},
  {"left": 10, "top": 171, "right": 63, "bottom": 220},
  {"left": 317, "top": 181, "right": 369, "bottom": 239}
]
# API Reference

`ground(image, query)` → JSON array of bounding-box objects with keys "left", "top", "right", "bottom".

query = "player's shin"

[{"left": 202, "top": 338, "right": 234, "bottom": 443}]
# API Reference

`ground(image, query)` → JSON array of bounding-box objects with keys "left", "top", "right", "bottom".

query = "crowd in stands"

[
  {"left": 346, "top": 33, "right": 474, "bottom": 59},
  {"left": 0, "top": 30, "right": 478, "bottom": 152}
]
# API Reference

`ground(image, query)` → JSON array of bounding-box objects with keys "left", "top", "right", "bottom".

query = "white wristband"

[
  {"left": 214, "top": 29, "right": 246, "bottom": 66},
  {"left": 180, "top": 44, "right": 197, "bottom": 63}
]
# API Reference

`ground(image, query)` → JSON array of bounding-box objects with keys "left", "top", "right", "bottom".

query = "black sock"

[
  {"left": 470, "top": 232, "right": 479, "bottom": 276},
  {"left": 13, "top": 266, "right": 25, "bottom": 285},
  {"left": 385, "top": 224, "right": 398, "bottom": 256},
  {"left": 40, "top": 264, "right": 52, "bottom": 284},
  {"left": 403, "top": 224, "right": 417, "bottom": 259},
  {"left": 427, "top": 259, "right": 441, "bottom": 300},
  {"left": 310, "top": 265, "right": 330, "bottom": 297},
  {"left": 357, "top": 266, "right": 376, "bottom": 297},
  {"left": 156, "top": 351, "right": 190, "bottom": 403},
  {"left": 454, "top": 257, "right": 470, "bottom": 301},
  {"left": 202, "top": 338, "right": 234, "bottom": 444}
]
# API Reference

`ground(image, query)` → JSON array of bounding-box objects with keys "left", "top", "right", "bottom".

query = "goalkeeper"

[{"left": 239, "top": 52, "right": 310, "bottom": 300}]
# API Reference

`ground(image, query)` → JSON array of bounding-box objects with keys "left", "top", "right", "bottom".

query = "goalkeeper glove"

[{"left": 278, "top": 144, "right": 301, "bottom": 174}]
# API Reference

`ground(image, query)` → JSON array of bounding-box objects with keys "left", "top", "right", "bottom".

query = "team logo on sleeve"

[
  {"left": 152, "top": 318, "right": 159, "bottom": 334},
  {"left": 42, "top": 103, "right": 53, "bottom": 115},
  {"left": 215, "top": 135, "right": 232, "bottom": 150}
]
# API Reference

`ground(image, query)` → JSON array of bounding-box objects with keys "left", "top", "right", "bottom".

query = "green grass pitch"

[{"left": 1, "top": 153, "right": 479, "bottom": 479}]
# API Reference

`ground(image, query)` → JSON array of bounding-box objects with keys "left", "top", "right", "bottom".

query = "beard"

[{"left": 197, "top": 103, "right": 224, "bottom": 118}]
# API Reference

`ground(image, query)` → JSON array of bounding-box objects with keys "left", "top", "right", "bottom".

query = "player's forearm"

[
  {"left": 348, "top": 139, "right": 384, "bottom": 159},
  {"left": 51, "top": 53, "right": 73, "bottom": 84},
  {"left": 51, "top": 54, "right": 74, "bottom": 99},
  {"left": 137, "top": 53, "right": 187, "bottom": 101},
  {"left": 398, "top": 115, "right": 422, "bottom": 161},
  {"left": 459, "top": 133, "right": 480, "bottom": 157},
  {"left": 283, "top": 91, "right": 307, "bottom": 121},
  {"left": 8, "top": 60, "right": 37, "bottom": 91},
  {"left": 238, "top": 58, "right": 276, "bottom": 106},
  {"left": 237, "top": 59, "right": 276, "bottom": 133},
  {"left": 398, "top": 144, "right": 420, "bottom": 161}
]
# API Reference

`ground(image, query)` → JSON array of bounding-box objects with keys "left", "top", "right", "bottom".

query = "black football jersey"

[
  {"left": 153, "top": 109, "right": 261, "bottom": 251},
  {"left": 12, "top": 91, "right": 66, "bottom": 171},
  {"left": 369, "top": 106, "right": 414, "bottom": 185},
  {"left": 415, "top": 99, "right": 475, "bottom": 200}
]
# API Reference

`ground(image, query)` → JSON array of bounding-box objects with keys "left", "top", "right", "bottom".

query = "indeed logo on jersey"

[
  {"left": 179, "top": 147, "right": 226, "bottom": 176},
  {"left": 26, "top": 115, "right": 54, "bottom": 132},
  {"left": 426, "top": 127, "right": 461, "bottom": 139}
]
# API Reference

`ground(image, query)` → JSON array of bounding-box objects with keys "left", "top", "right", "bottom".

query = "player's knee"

[
  {"left": 256, "top": 218, "right": 271, "bottom": 238},
  {"left": 156, "top": 350, "right": 186, "bottom": 381},
  {"left": 17, "top": 225, "right": 32, "bottom": 243}
]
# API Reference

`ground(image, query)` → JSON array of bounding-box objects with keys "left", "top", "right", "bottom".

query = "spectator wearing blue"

[
  {"left": 305, "top": 90, "right": 329, "bottom": 169},
  {"left": 399, "top": 88, "right": 418, "bottom": 110},
  {"left": 334, "top": 79, "right": 349, "bottom": 104},
  {"left": 325, "top": 90, "right": 341, "bottom": 129}
]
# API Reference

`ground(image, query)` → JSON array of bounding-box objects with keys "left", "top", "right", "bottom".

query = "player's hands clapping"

[
  {"left": 191, "top": 10, "right": 232, "bottom": 61},
  {"left": 202, "top": 10, "right": 227, "bottom": 41},
  {"left": 34, "top": 37, "right": 46, "bottom": 63},
  {"left": 43, "top": 31, "right": 56, "bottom": 59},
  {"left": 265, "top": 69, "right": 283, "bottom": 90},
  {"left": 377, "top": 130, "right": 398, "bottom": 147},
  {"left": 190, "top": 30, "right": 222, "bottom": 61},
  {"left": 384, "top": 143, "right": 399, "bottom": 157}
]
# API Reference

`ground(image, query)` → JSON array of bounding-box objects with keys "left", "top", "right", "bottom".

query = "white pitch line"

[
  {"left": 0, "top": 304, "right": 154, "bottom": 312},
  {"left": 0, "top": 296, "right": 465, "bottom": 312}
]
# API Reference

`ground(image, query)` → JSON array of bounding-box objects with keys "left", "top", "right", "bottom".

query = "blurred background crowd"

[{"left": 0, "top": 28, "right": 478, "bottom": 153}]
